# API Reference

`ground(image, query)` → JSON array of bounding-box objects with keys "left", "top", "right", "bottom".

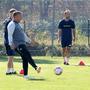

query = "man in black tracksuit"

[{"left": 7, "top": 11, "right": 41, "bottom": 79}]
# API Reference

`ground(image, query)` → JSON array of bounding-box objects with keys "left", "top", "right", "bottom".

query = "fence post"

[
  {"left": 51, "top": 0, "right": 55, "bottom": 57},
  {"left": 88, "top": 19, "right": 90, "bottom": 47}
]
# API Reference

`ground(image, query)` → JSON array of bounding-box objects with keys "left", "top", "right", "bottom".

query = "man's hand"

[
  {"left": 10, "top": 44, "right": 16, "bottom": 50},
  {"left": 73, "top": 38, "right": 75, "bottom": 42},
  {"left": 73, "top": 37, "right": 77, "bottom": 46},
  {"left": 58, "top": 38, "right": 60, "bottom": 44}
]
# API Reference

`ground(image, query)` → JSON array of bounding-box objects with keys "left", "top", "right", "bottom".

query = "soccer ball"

[{"left": 54, "top": 67, "right": 63, "bottom": 75}]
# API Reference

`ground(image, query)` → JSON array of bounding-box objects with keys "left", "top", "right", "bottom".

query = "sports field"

[{"left": 0, "top": 56, "right": 90, "bottom": 90}]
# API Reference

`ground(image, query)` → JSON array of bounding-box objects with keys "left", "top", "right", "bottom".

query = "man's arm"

[
  {"left": 58, "top": 29, "right": 62, "bottom": 43},
  {"left": 58, "top": 21, "right": 62, "bottom": 43},
  {"left": 7, "top": 21, "right": 15, "bottom": 49},
  {"left": 72, "top": 21, "right": 76, "bottom": 42},
  {"left": 24, "top": 33, "right": 31, "bottom": 44},
  {"left": 72, "top": 29, "right": 76, "bottom": 42}
]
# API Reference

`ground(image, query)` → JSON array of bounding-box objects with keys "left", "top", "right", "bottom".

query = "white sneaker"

[
  {"left": 24, "top": 75, "right": 36, "bottom": 80},
  {"left": 24, "top": 75, "right": 29, "bottom": 79},
  {"left": 36, "top": 67, "right": 41, "bottom": 73},
  {"left": 10, "top": 68, "right": 17, "bottom": 74}
]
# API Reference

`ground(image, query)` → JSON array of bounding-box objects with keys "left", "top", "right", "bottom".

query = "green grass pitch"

[{"left": 0, "top": 56, "right": 90, "bottom": 90}]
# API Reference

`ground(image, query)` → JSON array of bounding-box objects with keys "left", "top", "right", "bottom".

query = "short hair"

[
  {"left": 9, "top": 8, "right": 16, "bottom": 13},
  {"left": 64, "top": 9, "right": 71, "bottom": 14},
  {"left": 13, "top": 11, "right": 22, "bottom": 17}
]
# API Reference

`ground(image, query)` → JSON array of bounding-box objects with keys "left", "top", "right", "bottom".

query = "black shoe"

[
  {"left": 6, "top": 72, "right": 12, "bottom": 75},
  {"left": 64, "top": 62, "right": 67, "bottom": 65},
  {"left": 66, "top": 63, "right": 70, "bottom": 65},
  {"left": 12, "top": 71, "right": 17, "bottom": 74}
]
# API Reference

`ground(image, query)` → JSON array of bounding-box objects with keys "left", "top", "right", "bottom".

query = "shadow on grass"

[
  {"left": 0, "top": 56, "right": 8, "bottom": 61},
  {"left": 16, "top": 74, "right": 46, "bottom": 81},
  {"left": 27, "top": 78, "right": 45, "bottom": 81},
  {"left": 0, "top": 56, "right": 58, "bottom": 64},
  {"left": 0, "top": 56, "right": 22, "bottom": 62},
  {"left": 28, "top": 77, "right": 45, "bottom": 81},
  {"left": 70, "top": 64, "right": 90, "bottom": 67},
  {"left": 35, "top": 59, "right": 58, "bottom": 64}
]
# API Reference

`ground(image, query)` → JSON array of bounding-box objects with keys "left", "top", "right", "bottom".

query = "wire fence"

[{"left": 0, "top": 0, "right": 90, "bottom": 56}]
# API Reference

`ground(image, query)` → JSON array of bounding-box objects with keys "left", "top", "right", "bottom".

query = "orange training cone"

[
  {"left": 79, "top": 60, "right": 85, "bottom": 66},
  {"left": 20, "top": 69, "right": 24, "bottom": 75}
]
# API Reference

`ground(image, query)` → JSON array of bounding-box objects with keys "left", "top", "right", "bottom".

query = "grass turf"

[{"left": 0, "top": 56, "right": 90, "bottom": 90}]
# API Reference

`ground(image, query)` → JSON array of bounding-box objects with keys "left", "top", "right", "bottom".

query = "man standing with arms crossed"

[
  {"left": 3, "top": 8, "right": 17, "bottom": 75},
  {"left": 58, "top": 9, "right": 76, "bottom": 65}
]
